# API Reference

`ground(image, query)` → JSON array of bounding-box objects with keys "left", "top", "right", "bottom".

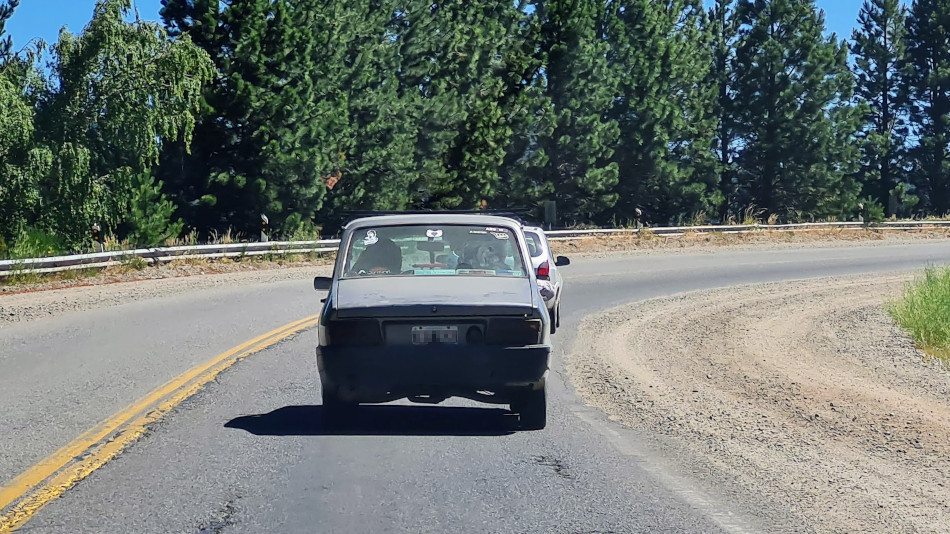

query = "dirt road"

[{"left": 569, "top": 274, "right": 950, "bottom": 533}]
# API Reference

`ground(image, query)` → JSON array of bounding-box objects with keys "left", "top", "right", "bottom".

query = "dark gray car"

[{"left": 313, "top": 213, "right": 552, "bottom": 429}]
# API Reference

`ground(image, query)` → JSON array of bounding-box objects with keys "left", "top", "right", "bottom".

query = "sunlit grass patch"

[{"left": 889, "top": 267, "right": 950, "bottom": 363}]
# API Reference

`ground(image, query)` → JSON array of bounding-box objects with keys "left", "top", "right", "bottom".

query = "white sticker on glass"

[{"left": 363, "top": 230, "right": 379, "bottom": 246}]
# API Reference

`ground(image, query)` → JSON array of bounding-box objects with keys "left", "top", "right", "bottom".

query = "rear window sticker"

[
  {"left": 363, "top": 230, "right": 379, "bottom": 246},
  {"left": 426, "top": 229, "right": 443, "bottom": 238},
  {"left": 457, "top": 269, "right": 496, "bottom": 275},
  {"left": 491, "top": 232, "right": 509, "bottom": 240}
]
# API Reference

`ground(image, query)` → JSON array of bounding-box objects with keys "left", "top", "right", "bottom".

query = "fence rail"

[{"left": 2, "top": 221, "right": 948, "bottom": 277}]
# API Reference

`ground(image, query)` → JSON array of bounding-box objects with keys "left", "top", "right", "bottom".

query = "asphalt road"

[{"left": 2, "top": 242, "right": 949, "bottom": 533}]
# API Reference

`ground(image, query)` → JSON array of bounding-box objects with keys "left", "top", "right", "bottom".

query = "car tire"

[
  {"left": 512, "top": 382, "right": 547, "bottom": 430},
  {"left": 549, "top": 302, "right": 558, "bottom": 335}
]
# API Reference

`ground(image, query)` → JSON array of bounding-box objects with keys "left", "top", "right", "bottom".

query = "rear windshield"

[
  {"left": 342, "top": 224, "right": 528, "bottom": 278},
  {"left": 523, "top": 231, "right": 545, "bottom": 258}
]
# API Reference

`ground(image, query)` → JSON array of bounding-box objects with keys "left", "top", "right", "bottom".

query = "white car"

[{"left": 522, "top": 226, "right": 570, "bottom": 334}]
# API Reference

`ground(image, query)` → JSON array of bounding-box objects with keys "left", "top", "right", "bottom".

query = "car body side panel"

[{"left": 523, "top": 227, "right": 563, "bottom": 311}]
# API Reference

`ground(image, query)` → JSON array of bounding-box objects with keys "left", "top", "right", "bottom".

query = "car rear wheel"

[
  {"left": 511, "top": 382, "right": 547, "bottom": 430},
  {"left": 549, "top": 302, "right": 558, "bottom": 335}
]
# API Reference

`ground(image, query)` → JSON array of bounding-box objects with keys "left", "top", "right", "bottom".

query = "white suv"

[{"left": 522, "top": 226, "right": 570, "bottom": 334}]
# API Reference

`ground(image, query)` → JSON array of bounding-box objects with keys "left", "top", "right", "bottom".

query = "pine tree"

[
  {"left": 442, "top": 2, "right": 540, "bottom": 210},
  {"left": 0, "top": 0, "right": 16, "bottom": 62},
  {"left": 709, "top": 0, "right": 742, "bottom": 220},
  {"left": 495, "top": 3, "right": 549, "bottom": 213},
  {"left": 905, "top": 0, "right": 950, "bottom": 215},
  {"left": 530, "top": 0, "right": 620, "bottom": 225},
  {"left": 607, "top": 0, "right": 719, "bottom": 225},
  {"left": 160, "top": 0, "right": 338, "bottom": 236},
  {"left": 732, "top": 0, "right": 861, "bottom": 221},
  {"left": 125, "top": 171, "right": 184, "bottom": 246},
  {"left": 851, "top": 0, "right": 909, "bottom": 216},
  {"left": 318, "top": 0, "right": 416, "bottom": 217}
]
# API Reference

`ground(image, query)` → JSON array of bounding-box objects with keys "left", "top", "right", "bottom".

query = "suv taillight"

[
  {"left": 486, "top": 318, "right": 542, "bottom": 345},
  {"left": 537, "top": 261, "right": 550, "bottom": 280},
  {"left": 326, "top": 319, "right": 382, "bottom": 346}
]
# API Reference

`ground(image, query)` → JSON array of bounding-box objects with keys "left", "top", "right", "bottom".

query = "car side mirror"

[
  {"left": 554, "top": 256, "right": 570, "bottom": 267},
  {"left": 313, "top": 276, "right": 332, "bottom": 291}
]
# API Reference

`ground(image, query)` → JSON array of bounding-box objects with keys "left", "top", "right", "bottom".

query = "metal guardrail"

[
  {"left": 0, "top": 240, "right": 341, "bottom": 276},
  {"left": 544, "top": 220, "right": 950, "bottom": 239},
  {"left": 1, "top": 221, "right": 948, "bottom": 276}
]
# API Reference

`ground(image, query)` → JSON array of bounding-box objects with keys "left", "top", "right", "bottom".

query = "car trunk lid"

[{"left": 334, "top": 276, "right": 536, "bottom": 318}]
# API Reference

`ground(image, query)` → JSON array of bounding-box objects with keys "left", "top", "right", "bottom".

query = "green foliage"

[
  {"left": 851, "top": 0, "right": 909, "bottom": 216},
  {"left": 0, "top": 0, "right": 212, "bottom": 250},
  {"left": 889, "top": 266, "right": 950, "bottom": 363},
  {"left": 530, "top": 0, "right": 620, "bottom": 224},
  {"left": 859, "top": 197, "right": 886, "bottom": 223},
  {"left": 608, "top": 0, "right": 719, "bottom": 225},
  {"left": 889, "top": 182, "right": 919, "bottom": 218},
  {"left": 0, "top": 0, "right": 17, "bottom": 62},
  {"left": 731, "top": 0, "right": 862, "bottom": 222},
  {"left": 709, "top": 0, "right": 741, "bottom": 221},
  {"left": 905, "top": 0, "right": 950, "bottom": 215},
  {"left": 9, "top": 0, "right": 950, "bottom": 253},
  {"left": 126, "top": 171, "right": 184, "bottom": 247},
  {"left": 120, "top": 254, "right": 148, "bottom": 271},
  {"left": 6, "top": 226, "right": 66, "bottom": 259},
  {"left": 160, "top": 0, "right": 342, "bottom": 234}
]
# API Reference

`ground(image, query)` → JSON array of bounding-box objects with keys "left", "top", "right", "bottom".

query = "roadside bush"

[
  {"left": 889, "top": 267, "right": 950, "bottom": 363},
  {"left": 7, "top": 226, "right": 66, "bottom": 259},
  {"left": 120, "top": 255, "right": 149, "bottom": 271}
]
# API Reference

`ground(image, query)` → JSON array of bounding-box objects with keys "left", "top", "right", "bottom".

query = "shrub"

[{"left": 889, "top": 267, "right": 950, "bottom": 363}]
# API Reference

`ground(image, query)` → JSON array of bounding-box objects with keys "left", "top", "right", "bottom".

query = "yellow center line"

[{"left": 0, "top": 315, "right": 320, "bottom": 533}]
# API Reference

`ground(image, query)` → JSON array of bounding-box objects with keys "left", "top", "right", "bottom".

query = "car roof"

[{"left": 344, "top": 213, "right": 526, "bottom": 230}]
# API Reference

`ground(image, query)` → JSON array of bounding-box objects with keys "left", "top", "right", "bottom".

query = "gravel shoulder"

[{"left": 568, "top": 274, "right": 950, "bottom": 533}]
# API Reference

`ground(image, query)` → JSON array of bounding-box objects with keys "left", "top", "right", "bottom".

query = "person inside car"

[{"left": 350, "top": 237, "right": 402, "bottom": 275}]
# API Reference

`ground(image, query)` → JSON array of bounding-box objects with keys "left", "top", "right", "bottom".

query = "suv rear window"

[
  {"left": 523, "top": 231, "right": 544, "bottom": 258},
  {"left": 343, "top": 224, "right": 528, "bottom": 278}
]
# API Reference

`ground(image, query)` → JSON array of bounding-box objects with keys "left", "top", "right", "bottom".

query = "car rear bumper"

[{"left": 316, "top": 344, "right": 550, "bottom": 403}]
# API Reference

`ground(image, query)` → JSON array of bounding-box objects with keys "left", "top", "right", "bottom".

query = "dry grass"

[
  {"left": 548, "top": 226, "right": 946, "bottom": 256},
  {"left": 0, "top": 267, "right": 103, "bottom": 288}
]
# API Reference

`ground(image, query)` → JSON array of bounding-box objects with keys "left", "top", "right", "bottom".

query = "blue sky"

[{"left": 3, "top": 1, "right": 868, "bottom": 53}]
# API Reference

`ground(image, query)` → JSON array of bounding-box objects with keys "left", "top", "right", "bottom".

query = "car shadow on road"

[{"left": 225, "top": 404, "right": 518, "bottom": 436}]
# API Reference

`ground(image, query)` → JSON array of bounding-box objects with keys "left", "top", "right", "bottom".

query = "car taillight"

[
  {"left": 326, "top": 319, "right": 382, "bottom": 346},
  {"left": 486, "top": 318, "right": 542, "bottom": 345},
  {"left": 537, "top": 261, "right": 550, "bottom": 280}
]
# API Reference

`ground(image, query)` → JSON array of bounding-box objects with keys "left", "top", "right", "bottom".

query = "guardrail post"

[{"left": 544, "top": 201, "right": 557, "bottom": 230}]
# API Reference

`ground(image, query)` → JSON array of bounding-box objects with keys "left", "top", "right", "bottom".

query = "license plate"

[{"left": 411, "top": 326, "right": 458, "bottom": 345}]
